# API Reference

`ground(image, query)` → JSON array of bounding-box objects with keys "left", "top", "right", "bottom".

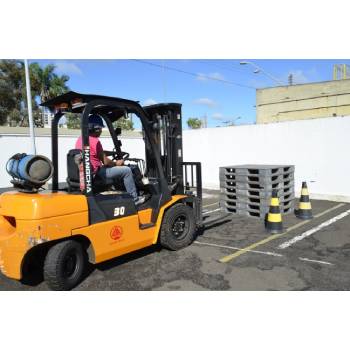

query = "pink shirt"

[{"left": 75, "top": 136, "right": 103, "bottom": 173}]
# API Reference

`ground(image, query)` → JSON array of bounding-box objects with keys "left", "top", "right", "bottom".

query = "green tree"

[
  {"left": 33, "top": 109, "right": 44, "bottom": 127},
  {"left": 0, "top": 59, "right": 70, "bottom": 127},
  {"left": 30, "top": 63, "right": 69, "bottom": 103},
  {"left": 187, "top": 117, "right": 202, "bottom": 129},
  {"left": 0, "top": 60, "right": 24, "bottom": 125},
  {"left": 66, "top": 112, "right": 81, "bottom": 129},
  {"left": 115, "top": 117, "right": 134, "bottom": 131},
  {"left": 7, "top": 109, "right": 21, "bottom": 127}
]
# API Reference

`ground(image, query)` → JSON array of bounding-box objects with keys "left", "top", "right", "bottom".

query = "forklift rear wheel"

[
  {"left": 44, "top": 240, "right": 87, "bottom": 291},
  {"left": 160, "top": 203, "right": 196, "bottom": 250}
]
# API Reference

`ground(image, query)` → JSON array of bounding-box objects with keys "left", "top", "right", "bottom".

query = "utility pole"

[
  {"left": 288, "top": 74, "right": 293, "bottom": 85},
  {"left": 24, "top": 59, "right": 36, "bottom": 155}
]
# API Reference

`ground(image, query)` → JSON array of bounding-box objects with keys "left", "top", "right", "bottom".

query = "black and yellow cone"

[
  {"left": 295, "top": 181, "right": 313, "bottom": 219},
  {"left": 265, "top": 189, "right": 283, "bottom": 234}
]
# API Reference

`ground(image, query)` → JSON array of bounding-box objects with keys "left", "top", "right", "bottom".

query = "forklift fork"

[{"left": 182, "top": 162, "right": 230, "bottom": 228}]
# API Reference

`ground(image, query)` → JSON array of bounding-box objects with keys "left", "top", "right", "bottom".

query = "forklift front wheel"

[
  {"left": 159, "top": 203, "right": 196, "bottom": 251},
  {"left": 44, "top": 240, "right": 87, "bottom": 291}
]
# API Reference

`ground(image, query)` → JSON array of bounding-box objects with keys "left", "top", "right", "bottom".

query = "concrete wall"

[
  {"left": 257, "top": 79, "right": 350, "bottom": 124},
  {"left": 1, "top": 115, "right": 349, "bottom": 202},
  {"left": 182, "top": 116, "right": 350, "bottom": 202}
]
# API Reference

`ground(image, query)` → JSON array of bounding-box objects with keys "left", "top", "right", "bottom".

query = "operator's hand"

[{"left": 115, "top": 159, "right": 124, "bottom": 166}]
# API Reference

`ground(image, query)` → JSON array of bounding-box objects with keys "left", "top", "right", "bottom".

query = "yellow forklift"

[{"left": 0, "top": 91, "right": 226, "bottom": 290}]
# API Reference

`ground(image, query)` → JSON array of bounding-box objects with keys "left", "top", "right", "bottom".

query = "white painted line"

[
  {"left": 194, "top": 241, "right": 284, "bottom": 257},
  {"left": 279, "top": 208, "right": 350, "bottom": 249},
  {"left": 195, "top": 241, "right": 335, "bottom": 266},
  {"left": 203, "top": 202, "right": 219, "bottom": 208},
  {"left": 203, "top": 208, "right": 222, "bottom": 214},
  {"left": 298, "top": 257, "right": 334, "bottom": 266}
]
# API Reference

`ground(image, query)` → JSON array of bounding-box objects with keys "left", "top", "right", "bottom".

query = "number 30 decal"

[{"left": 114, "top": 206, "right": 125, "bottom": 217}]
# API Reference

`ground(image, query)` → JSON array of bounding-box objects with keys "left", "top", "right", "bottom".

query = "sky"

[{"left": 34, "top": 59, "right": 350, "bottom": 129}]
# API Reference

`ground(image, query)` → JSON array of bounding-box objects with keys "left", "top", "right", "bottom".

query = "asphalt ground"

[{"left": 1, "top": 189, "right": 350, "bottom": 290}]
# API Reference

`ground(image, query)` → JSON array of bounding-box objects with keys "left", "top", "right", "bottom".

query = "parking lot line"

[
  {"left": 279, "top": 208, "right": 350, "bottom": 249},
  {"left": 298, "top": 257, "right": 334, "bottom": 266},
  {"left": 219, "top": 203, "right": 345, "bottom": 263},
  {"left": 195, "top": 241, "right": 284, "bottom": 257},
  {"left": 196, "top": 241, "right": 334, "bottom": 266}
]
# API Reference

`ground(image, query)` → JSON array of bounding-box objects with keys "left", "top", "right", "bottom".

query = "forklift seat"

[
  {"left": 66, "top": 149, "right": 111, "bottom": 193},
  {"left": 66, "top": 149, "right": 81, "bottom": 192}
]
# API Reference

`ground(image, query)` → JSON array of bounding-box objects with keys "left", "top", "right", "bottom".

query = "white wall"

[
  {"left": 0, "top": 134, "right": 145, "bottom": 187},
  {"left": 1, "top": 116, "right": 349, "bottom": 202},
  {"left": 183, "top": 116, "right": 350, "bottom": 202}
]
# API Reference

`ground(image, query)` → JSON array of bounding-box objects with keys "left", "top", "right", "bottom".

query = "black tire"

[
  {"left": 159, "top": 203, "right": 196, "bottom": 251},
  {"left": 44, "top": 240, "right": 86, "bottom": 291}
]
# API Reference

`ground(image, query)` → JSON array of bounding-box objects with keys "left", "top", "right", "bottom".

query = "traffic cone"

[
  {"left": 295, "top": 181, "right": 313, "bottom": 219},
  {"left": 265, "top": 189, "right": 283, "bottom": 233}
]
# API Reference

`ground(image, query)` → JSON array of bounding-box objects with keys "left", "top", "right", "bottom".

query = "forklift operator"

[{"left": 75, "top": 114, "right": 145, "bottom": 205}]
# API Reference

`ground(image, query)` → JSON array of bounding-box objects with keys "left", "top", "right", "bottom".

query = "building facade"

[
  {"left": 256, "top": 79, "right": 350, "bottom": 124},
  {"left": 42, "top": 109, "right": 54, "bottom": 128}
]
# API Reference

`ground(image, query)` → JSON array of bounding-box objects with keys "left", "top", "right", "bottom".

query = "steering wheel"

[
  {"left": 110, "top": 151, "right": 129, "bottom": 161},
  {"left": 121, "top": 151, "right": 130, "bottom": 160}
]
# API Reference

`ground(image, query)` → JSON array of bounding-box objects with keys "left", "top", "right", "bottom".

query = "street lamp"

[{"left": 239, "top": 61, "right": 284, "bottom": 86}]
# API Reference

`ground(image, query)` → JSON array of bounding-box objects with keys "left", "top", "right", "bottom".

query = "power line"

[
  {"left": 131, "top": 59, "right": 256, "bottom": 90},
  {"left": 197, "top": 59, "right": 250, "bottom": 74}
]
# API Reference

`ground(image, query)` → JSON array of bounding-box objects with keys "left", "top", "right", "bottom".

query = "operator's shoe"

[{"left": 134, "top": 196, "right": 146, "bottom": 206}]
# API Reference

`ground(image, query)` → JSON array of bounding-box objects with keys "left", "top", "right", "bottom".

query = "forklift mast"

[{"left": 143, "top": 103, "right": 184, "bottom": 195}]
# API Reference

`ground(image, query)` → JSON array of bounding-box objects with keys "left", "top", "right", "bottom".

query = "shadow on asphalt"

[
  {"left": 18, "top": 219, "right": 232, "bottom": 287},
  {"left": 91, "top": 219, "right": 232, "bottom": 275},
  {"left": 94, "top": 245, "right": 161, "bottom": 272},
  {"left": 197, "top": 219, "right": 232, "bottom": 236},
  {"left": 20, "top": 245, "right": 162, "bottom": 287}
]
